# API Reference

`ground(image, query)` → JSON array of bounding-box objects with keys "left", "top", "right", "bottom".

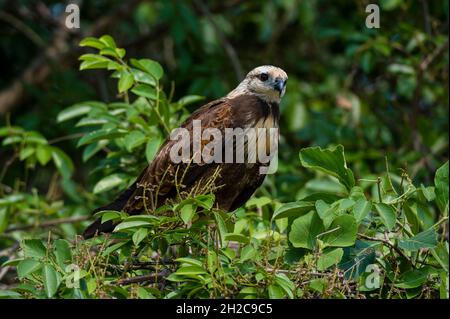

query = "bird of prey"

[{"left": 83, "top": 65, "right": 288, "bottom": 239}]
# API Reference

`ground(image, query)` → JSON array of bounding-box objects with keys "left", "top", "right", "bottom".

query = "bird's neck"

[{"left": 227, "top": 82, "right": 282, "bottom": 104}]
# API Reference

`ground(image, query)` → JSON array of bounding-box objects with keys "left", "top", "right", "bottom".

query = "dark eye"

[{"left": 259, "top": 73, "right": 269, "bottom": 82}]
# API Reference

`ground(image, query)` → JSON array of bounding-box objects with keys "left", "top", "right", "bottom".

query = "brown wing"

[{"left": 122, "top": 98, "right": 234, "bottom": 212}]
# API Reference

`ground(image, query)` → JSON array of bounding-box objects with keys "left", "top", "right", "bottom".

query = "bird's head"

[{"left": 228, "top": 65, "right": 288, "bottom": 103}]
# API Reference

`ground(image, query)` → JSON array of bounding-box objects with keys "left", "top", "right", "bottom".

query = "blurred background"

[{"left": 0, "top": 0, "right": 448, "bottom": 213}]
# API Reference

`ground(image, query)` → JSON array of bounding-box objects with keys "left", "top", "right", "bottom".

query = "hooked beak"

[{"left": 273, "top": 78, "right": 286, "bottom": 94}]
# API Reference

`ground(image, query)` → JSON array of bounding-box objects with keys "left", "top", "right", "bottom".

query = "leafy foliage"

[{"left": 0, "top": 0, "right": 448, "bottom": 300}]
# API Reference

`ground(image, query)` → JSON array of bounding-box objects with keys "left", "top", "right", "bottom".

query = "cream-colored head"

[{"left": 227, "top": 65, "right": 288, "bottom": 103}]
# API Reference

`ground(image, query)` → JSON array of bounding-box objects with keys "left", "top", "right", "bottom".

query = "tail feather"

[{"left": 82, "top": 181, "right": 138, "bottom": 239}]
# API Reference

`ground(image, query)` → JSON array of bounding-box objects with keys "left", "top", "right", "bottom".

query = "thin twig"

[
  {"left": 6, "top": 215, "right": 88, "bottom": 233},
  {"left": 112, "top": 269, "right": 171, "bottom": 285}
]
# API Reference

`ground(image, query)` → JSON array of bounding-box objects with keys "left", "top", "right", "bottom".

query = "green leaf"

[
  {"left": 268, "top": 284, "right": 285, "bottom": 299},
  {"left": 131, "top": 59, "right": 164, "bottom": 80},
  {"left": 176, "top": 95, "right": 205, "bottom": 107},
  {"left": 175, "top": 258, "right": 203, "bottom": 267},
  {"left": 124, "top": 130, "right": 147, "bottom": 152},
  {"left": 19, "top": 146, "right": 35, "bottom": 160},
  {"left": 99, "top": 35, "right": 117, "bottom": 48},
  {"left": 42, "top": 264, "right": 59, "bottom": 298},
  {"left": 321, "top": 215, "right": 358, "bottom": 247},
  {"left": 175, "top": 266, "right": 207, "bottom": 276},
  {"left": 82, "top": 140, "right": 109, "bottom": 162},
  {"left": 224, "top": 233, "right": 250, "bottom": 244},
  {"left": 77, "top": 128, "right": 127, "bottom": 147},
  {"left": 54, "top": 239, "right": 72, "bottom": 268},
  {"left": 79, "top": 37, "right": 105, "bottom": 50},
  {"left": 57, "top": 103, "right": 92, "bottom": 122},
  {"left": 0, "top": 208, "right": 8, "bottom": 233},
  {"left": 132, "top": 228, "right": 148, "bottom": 246},
  {"left": 93, "top": 174, "right": 127, "bottom": 194},
  {"left": 273, "top": 273, "right": 295, "bottom": 299},
  {"left": 17, "top": 259, "right": 42, "bottom": 279},
  {"left": 240, "top": 245, "right": 256, "bottom": 262},
  {"left": 317, "top": 248, "right": 344, "bottom": 270},
  {"left": 118, "top": 71, "right": 134, "bottom": 93},
  {"left": 374, "top": 203, "right": 396, "bottom": 231},
  {"left": 272, "top": 201, "right": 314, "bottom": 220},
  {"left": 22, "top": 239, "right": 47, "bottom": 259},
  {"left": 131, "top": 84, "right": 157, "bottom": 99},
  {"left": 353, "top": 198, "right": 372, "bottom": 222},
  {"left": 299, "top": 145, "right": 355, "bottom": 191},
  {"left": 398, "top": 228, "right": 438, "bottom": 251},
  {"left": 394, "top": 267, "right": 431, "bottom": 289},
  {"left": 114, "top": 220, "right": 152, "bottom": 232},
  {"left": 36, "top": 145, "right": 53, "bottom": 165},
  {"left": 288, "top": 211, "right": 324, "bottom": 250},
  {"left": 145, "top": 136, "right": 162, "bottom": 163},
  {"left": 434, "top": 161, "right": 449, "bottom": 214},
  {"left": 315, "top": 199, "right": 338, "bottom": 229},
  {"left": 97, "top": 211, "right": 122, "bottom": 223},
  {"left": 180, "top": 203, "right": 196, "bottom": 224},
  {"left": 431, "top": 242, "right": 449, "bottom": 272},
  {"left": 51, "top": 147, "right": 74, "bottom": 180}
]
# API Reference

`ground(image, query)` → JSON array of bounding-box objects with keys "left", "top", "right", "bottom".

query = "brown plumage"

[{"left": 83, "top": 65, "right": 288, "bottom": 239}]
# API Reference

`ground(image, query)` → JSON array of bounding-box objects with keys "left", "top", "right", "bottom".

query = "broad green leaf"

[
  {"left": 175, "top": 258, "right": 203, "bottom": 267},
  {"left": 51, "top": 147, "right": 74, "bottom": 180},
  {"left": 315, "top": 200, "right": 338, "bottom": 228},
  {"left": 132, "top": 228, "right": 148, "bottom": 246},
  {"left": 131, "top": 59, "right": 164, "bottom": 80},
  {"left": 180, "top": 203, "right": 196, "bottom": 224},
  {"left": 36, "top": 145, "right": 52, "bottom": 165},
  {"left": 82, "top": 140, "right": 109, "bottom": 162},
  {"left": 145, "top": 136, "right": 162, "bottom": 163},
  {"left": 268, "top": 284, "right": 285, "bottom": 299},
  {"left": 289, "top": 211, "right": 324, "bottom": 250},
  {"left": 77, "top": 128, "right": 127, "bottom": 147},
  {"left": 99, "top": 35, "right": 117, "bottom": 48},
  {"left": 79, "top": 37, "right": 105, "bottom": 49},
  {"left": 299, "top": 145, "right": 355, "bottom": 191},
  {"left": 124, "top": 130, "right": 146, "bottom": 152},
  {"left": 240, "top": 245, "right": 256, "bottom": 262},
  {"left": 17, "top": 259, "right": 42, "bottom": 279},
  {"left": 93, "top": 174, "right": 127, "bottom": 194},
  {"left": 118, "top": 71, "right": 134, "bottom": 93},
  {"left": 224, "top": 233, "right": 250, "bottom": 244},
  {"left": 321, "top": 215, "right": 358, "bottom": 247},
  {"left": 317, "top": 248, "right": 344, "bottom": 271},
  {"left": 374, "top": 203, "right": 396, "bottom": 231},
  {"left": 353, "top": 198, "right": 372, "bottom": 222},
  {"left": 274, "top": 273, "right": 295, "bottom": 299},
  {"left": 114, "top": 220, "right": 151, "bottom": 231},
  {"left": 54, "top": 239, "right": 72, "bottom": 269},
  {"left": 42, "top": 264, "right": 59, "bottom": 298},
  {"left": 131, "top": 84, "right": 157, "bottom": 99},
  {"left": 431, "top": 242, "right": 449, "bottom": 272},
  {"left": 175, "top": 266, "right": 207, "bottom": 276},
  {"left": 434, "top": 161, "right": 449, "bottom": 214},
  {"left": 398, "top": 228, "right": 438, "bottom": 251},
  {"left": 98, "top": 211, "right": 122, "bottom": 223},
  {"left": 394, "top": 267, "right": 431, "bottom": 289},
  {"left": 176, "top": 95, "right": 205, "bottom": 107},
  {"left": 0, "top": 208, "right": 8, "bottom": 233},
  {"left": 22, "top": 239, "right": 47, "bottom": 259},
  {"left": 272, "top": 201, "right": 314, "bottom": 220},
  {"left": 19, "top": 146, "right": 35, "bottom": 160},
  {"left": 57, "top": 103, "right": 92, "bottom": 122}
]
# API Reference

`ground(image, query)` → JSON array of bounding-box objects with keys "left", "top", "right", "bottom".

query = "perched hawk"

[{"left": 83, "top": 65, "right": 288, "bottom": 238}]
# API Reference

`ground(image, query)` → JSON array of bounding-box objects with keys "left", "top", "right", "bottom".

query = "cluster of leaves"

[{"left": 0, "top": 33, "right": 448, "bottom": 299}]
